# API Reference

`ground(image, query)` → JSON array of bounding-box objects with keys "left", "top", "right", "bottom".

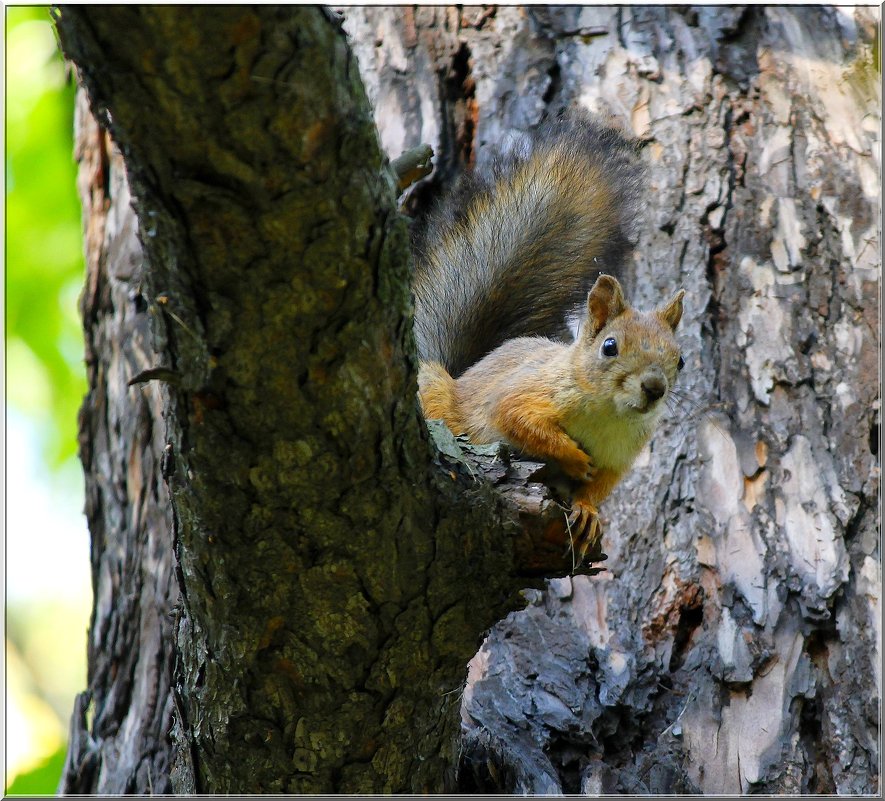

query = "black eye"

[
  {"left": 677, "top": 354, "right": 685, "bottom": 371},
  {"left": 601, "top": 337, "right": 618, "bottom": 357}
]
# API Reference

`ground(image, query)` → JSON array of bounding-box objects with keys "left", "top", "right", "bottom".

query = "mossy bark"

[{"left": 55, "top": 6, "right": 565, "bottom": 794}]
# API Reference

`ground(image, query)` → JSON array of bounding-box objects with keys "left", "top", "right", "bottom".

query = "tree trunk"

[
  {"left": 57, "top": 5, "right": 592, "bottom": 795},
  {"left": 345, "top": 5, "right": 880, "bottom": 795},
  {"left": 60, "top": 84, "right": 177, "bottom": 797},
  {"left": 57, "top": 4, "right": 879, "bottom": 796}
]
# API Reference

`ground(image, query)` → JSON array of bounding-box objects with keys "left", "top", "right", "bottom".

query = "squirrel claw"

[{"left": 564, "top": 499, "right": 603, "bottom": 563}]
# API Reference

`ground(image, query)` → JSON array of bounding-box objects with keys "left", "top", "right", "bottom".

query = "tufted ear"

[
  {"left": 657, "top": 288, "right": 685, "bottom": 331},
  {"left": 586, "top": 274, "right": 627, "bottom": 337}
]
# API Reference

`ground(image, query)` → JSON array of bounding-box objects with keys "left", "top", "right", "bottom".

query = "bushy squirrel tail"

[{"left": 411, "top": 111, "right": 644, "bottom": 378}]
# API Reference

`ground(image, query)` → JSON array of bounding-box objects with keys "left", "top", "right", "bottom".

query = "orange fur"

[
  {"left": 493, "top": 392, "right": 592, "bottom": 480},
  {"left": 418, "top": 362, "right": 464, "bottom": 433}
]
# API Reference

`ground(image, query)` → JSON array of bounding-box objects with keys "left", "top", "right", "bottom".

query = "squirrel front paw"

[
  {"left": 565, "top": 496, "right": 603, "bottom": 561},
  {"left": 559, "top": 448, "right": 597, "bottom": 482}
]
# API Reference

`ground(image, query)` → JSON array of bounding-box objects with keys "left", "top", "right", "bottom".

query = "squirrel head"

[{"left": 576, "top": 275, "right": 685, "bottom": 418}]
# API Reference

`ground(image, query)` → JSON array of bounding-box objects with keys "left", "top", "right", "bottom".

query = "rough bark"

[
  {"left": 60, "top": 87, "right": 176, "bottom": 797},
  {"left": 343, "top": 5, "right": 880, "bottom": 795},
  {"left": 57, "top": 5, "right": 604, "bottom": 795},
  {"left": 57, "top": 4, "right": 879, "bottom": 795}
]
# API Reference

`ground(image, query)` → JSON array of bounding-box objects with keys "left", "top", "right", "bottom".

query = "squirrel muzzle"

[{"left": 640, "top": 368, "right": 667, "bottom": 405}]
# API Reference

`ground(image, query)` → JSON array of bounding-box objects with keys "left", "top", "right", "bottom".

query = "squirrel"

[{"left": 411, "top": 111, "right": 685, "bottom": 559}]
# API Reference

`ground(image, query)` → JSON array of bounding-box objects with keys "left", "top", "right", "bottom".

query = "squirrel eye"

[
  {"left": 677, "top": 354, "right": 685, "bottom": 371},
  {"left": 601, "top": 337, "right": 618, "bottom": 357}
]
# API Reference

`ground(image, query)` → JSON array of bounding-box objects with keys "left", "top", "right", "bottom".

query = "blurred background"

[{"left": 6, "top": 6, "right": 92, "bottom": 794}]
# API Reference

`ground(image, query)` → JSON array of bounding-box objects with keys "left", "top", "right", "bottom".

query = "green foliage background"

[
  {"left": 6, "top": 747, "right": 68, "bottom": 796},
  {"left": 7, "top": 5, "right": 85, "bottom": 464},
  {"left": 6, "top": 6, "right": 89, "bottom": 794}
]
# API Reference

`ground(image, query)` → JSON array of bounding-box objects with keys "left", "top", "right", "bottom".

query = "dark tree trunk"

[
  {"left": 57, "top": 5, "right": 594, "bottom": 795},
  {"left": 57, "top": 4, "right": 879, "bottom": 796}
]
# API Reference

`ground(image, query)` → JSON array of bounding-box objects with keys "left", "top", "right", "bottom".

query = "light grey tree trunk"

[
  {"left": 59, "top": 87, "right": 177, "bottom": 795},
  {"left": 345, "top": 5, "right": 880, "bottom": 794}
]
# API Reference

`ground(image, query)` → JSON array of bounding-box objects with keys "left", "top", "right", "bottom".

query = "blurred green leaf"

[
  {"left": 6, "top": 10, "right": 90, "bottom": 791},
  {"left": 6, "top": 6, "right": 87, "bottom": 465},
  {"left": 5, "top": 744, "right": 66, "bottom": 796}
]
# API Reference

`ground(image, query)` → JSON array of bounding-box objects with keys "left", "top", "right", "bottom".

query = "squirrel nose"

[{"left": 641, "top": 373, "right": 666, "bottom": 403}]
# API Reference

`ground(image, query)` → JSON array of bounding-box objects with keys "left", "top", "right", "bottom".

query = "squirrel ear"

[
  {"left": 586, "top": 274, "right": 627, "bottom": 336},
  {"left": 657, "top": 288, "right": 685, "bottom": 331}
]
